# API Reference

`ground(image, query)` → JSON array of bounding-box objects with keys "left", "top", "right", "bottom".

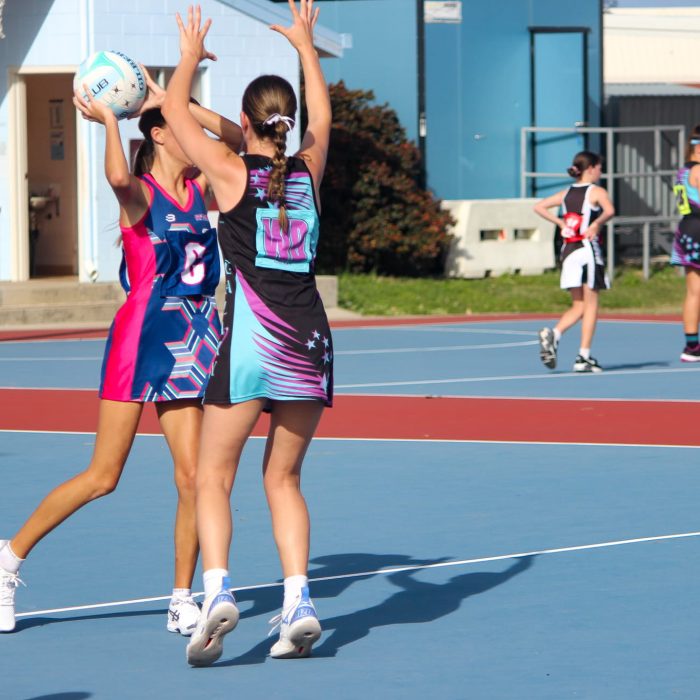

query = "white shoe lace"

[
  {"left": 0, "top": 571, "right": 25, "bottom": 605},
  {"left": 268, "top": 612, "right": 284, "bottom": 637}
]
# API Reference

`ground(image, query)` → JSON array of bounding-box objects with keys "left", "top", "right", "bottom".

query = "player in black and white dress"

[{"left": 533, "top": 151, "right": 615, "bottom": 372}]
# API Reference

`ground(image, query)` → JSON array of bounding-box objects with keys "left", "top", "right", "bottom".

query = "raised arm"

[
  {"left": 137, "top": 66, "right": 242, "bottom": 152},
  {"left": 271, "top": 0, "right": 331, "bottom": 190},
  {"left": 161, "top": 5, "right": 244, "bottom": 212},
  {"left": 73, "top": 87, "right": 148, "bottom": 222}
]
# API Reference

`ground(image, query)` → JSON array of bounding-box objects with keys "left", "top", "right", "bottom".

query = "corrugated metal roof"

[{"left": 605, "top": 82, "right": 700, "bottom": 97}]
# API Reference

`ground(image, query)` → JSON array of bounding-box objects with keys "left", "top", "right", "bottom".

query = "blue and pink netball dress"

[
  {"left": 100, "top": 173, "right": 222, "bottom": 402},
  {"left": 206, "top": 154, "right": 333, "bottom": 407},
  {"left": 672, "top": 162, "right": 700, "bottom": 269}
]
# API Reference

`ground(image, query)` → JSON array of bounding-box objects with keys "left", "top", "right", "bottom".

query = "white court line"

[
  {"left": 0, "top": 341, "right": 538, "bottom": 362},
  {"left": 335, "top": 340, "right": 537, "bottom": 355},
  {"left": 15, "top": 530, "right": 700, "bottom": 618},
  {"left": 0, "top": 356, "right": 101, "bottom": 362},
  {"left": 337, "top": 364, "right": 700, "bottom": 389},
  {"left": 373, "top": 327, "right": 537, "bottom": 336},
  {"left": 2, "top": 428, "right": 699, "bottom": 450}
]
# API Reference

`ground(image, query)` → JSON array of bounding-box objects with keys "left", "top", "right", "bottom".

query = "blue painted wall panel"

[
  {"left": 319, "top": 0, "right": 418, "bottom": 142},
  {"left": 425, "top": 0, "right": 602, "bottom": 200}
]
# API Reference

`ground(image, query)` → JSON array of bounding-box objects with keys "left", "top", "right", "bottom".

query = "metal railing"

[
  {"left": 520, "top": 124, "right": 685, "bottom": 198},
  {"left": 605, "top": 216, "right": 678, "bottom": 281}
]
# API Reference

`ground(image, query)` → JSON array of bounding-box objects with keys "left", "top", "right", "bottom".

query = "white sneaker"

[
  {"left": 167, "top": 595, "right": 200, "bottom": 636},
  {"left": 269, "top": 586, "right": 322, "bottom": 659},
  {"left": 185, "top": 580, "right": 239, "bottom": 667},
  {"left": 0, "top": 540, "right": 24, "bottom": 633}
]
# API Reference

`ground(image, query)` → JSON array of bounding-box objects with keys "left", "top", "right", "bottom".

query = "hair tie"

[
  {"left": 691, "top": 138, "right": 700, "bottom": 145},
  {"left": 262, "top": 113, "right": 295, "bottom": 130}
]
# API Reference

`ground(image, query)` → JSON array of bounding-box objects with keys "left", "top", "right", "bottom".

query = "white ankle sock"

[
  {"left": 203, "top": 569, "right": 229, "bottom": 599},
  {"left": 172, "top": 588, "right": 191, "bottom": 600},
  {"left": 553, "top": 328, "right": 562, "bottom": 342},
  {"left": 579, "top": 348, "right": 591, "bottom": 360},
  {"left": 283, "top": 574, "right": 308, "bottom": 610},
  {"left": 0, "top": 542, "right": 24, "bottom": 574}
]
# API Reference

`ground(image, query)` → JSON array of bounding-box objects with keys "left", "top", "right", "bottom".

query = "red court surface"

[{"left": 2, "top": 387, "right": 696, "bottom": 446}]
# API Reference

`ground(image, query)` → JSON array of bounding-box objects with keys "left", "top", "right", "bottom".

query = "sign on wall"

[{"left": 425, "top": 1, "right": 462, "bottom": 24}]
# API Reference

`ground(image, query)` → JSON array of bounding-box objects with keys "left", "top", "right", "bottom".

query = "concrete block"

[{"left": 444, "top": 198, "right": 556, "bottom": 278}]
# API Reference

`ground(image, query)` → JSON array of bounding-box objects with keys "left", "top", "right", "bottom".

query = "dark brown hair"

[
  {"left": 685, "top": 124, "right": 700, "bottom": 162},
  {"left": 567, "top": 151, "right": 602, "bottom": 179},
  {"left": 133, "top": 108, "right": 166, "bottom": 176},
  {"left": 242, "top": 75, "right": 297, "bottom": 232}
]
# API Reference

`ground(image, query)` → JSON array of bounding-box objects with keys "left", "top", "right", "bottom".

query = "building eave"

[{"left": 215, "top": 0, "right": 345, "bottom": 57}]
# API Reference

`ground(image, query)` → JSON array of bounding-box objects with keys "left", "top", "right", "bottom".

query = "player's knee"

[
  {"left": 86, "top": 471, "right": 120, "bottom": 499},
  {"left": 174, "top": 462, "right": 197, "bottom": 494}
]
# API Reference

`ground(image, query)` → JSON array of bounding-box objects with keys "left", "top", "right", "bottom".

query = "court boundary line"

[
  {"left": 15, "top": 530, "right": 700, "bottom": 619},
  {"left": 1, "top": 428, "right": 699, "bottom": 449}
]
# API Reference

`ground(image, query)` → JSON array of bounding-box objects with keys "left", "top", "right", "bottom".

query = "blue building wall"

[
  {"left": 318, "top": 0, "right": 418, "bottom": 143},
  {"left": 425, "top": 0, "right": 602, "bottom": 200}
]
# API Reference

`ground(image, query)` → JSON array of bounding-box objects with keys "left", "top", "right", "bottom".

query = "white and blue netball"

[{"left": 73, "top": 50, "right": 146, "bottom": 120}]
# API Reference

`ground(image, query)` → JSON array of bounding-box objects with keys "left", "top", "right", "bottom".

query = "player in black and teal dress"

[
  {"left": 163, "top": 1, "right": 331, "bottom": 665},
  {"left": 672, "top": 126, "right": 700, "bottom": 361},
  {"left": 533, "top": 151, "right": 615, "bottom": 373}
]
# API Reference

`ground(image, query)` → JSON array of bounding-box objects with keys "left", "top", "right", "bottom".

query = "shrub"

[{"left": 304, "top": 81, "right": 454, "bottom": 276}]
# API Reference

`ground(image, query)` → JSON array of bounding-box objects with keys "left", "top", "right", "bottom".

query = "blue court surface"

[{"left": 2, "top": 317, "right": 700, "bottom": 699}]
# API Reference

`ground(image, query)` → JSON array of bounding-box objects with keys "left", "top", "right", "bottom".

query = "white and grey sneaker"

[
  {"left": 0, "top": 540, "right": 24, "bottom": 633},
  {"left": 538, "top": 327, "right": 558, "bottom": 369},
  {"left": 269, "top": 586, "right": 321, "bottom": 659},
  {"left": 573, "top": 355, "right": 603, "bottom": 373},
  {"left": 167, "top": 595, "right": 200, "bottom": 636},
  {"left": 185, "top": 579, "right": 239, "bottom": 667}
]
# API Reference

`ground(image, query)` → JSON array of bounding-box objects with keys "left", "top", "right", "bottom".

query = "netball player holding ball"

[
  {"left": 0, "top": 65, "right": 241, "bottom": 635},
  {"left": 533, "top": 151, "right": 615, "bottom": 373}
]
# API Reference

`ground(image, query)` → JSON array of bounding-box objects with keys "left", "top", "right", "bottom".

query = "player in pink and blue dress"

[
  {"left": 671, "top": 125, "right": 700, "bottom": 361},
  {"left": 0, "top": 71, "right": 242, "bottom": 636},
  {"left": 163, "top": 1, "right": 331, "bottom": 665}
]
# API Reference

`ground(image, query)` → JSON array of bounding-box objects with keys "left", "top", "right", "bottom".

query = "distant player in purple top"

[
  {"left": 163, "top": 1, "right": 331, "bottom": 665},
  {"left": 0, "top": 71, "right": 242, "bottom": 636},
  {"left": 671, "top": 125, "right": 700, "bottom": 361}
]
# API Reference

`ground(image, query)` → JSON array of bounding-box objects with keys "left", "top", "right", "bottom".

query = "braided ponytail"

[
  {"left": 242, "top": 75, "right": 297, "bottom": 233},
  {"left": 268, "top": 121, "right": 290, "bottom": 232}
]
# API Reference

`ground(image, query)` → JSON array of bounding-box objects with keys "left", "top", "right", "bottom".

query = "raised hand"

[
  {"left": 130, "top": 65, "right": 165, "bottom": 117},
  {"left": 175, "top": 4, "right": 217, "bottom": 63},
  {"left": 270, "top": 0, "right": 319, "bottom": 52}
]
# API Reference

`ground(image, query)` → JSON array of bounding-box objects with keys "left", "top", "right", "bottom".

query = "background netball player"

[
  {"left": 533, "top": 151, "right": 615, "bottom": 373},
  {"left": 671, "top": 125, "right": 700, "bottom": 362}
]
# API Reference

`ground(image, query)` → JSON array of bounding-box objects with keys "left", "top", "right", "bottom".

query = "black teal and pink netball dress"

[
  {"left": 205, "top": 154, "right": 333, "bottom": 408},
  {"left": 100, "top": 174, "right": 222, "bottom": 402},
  {"left": 672, "top": 162, "right": 700, "bottom": 269}
]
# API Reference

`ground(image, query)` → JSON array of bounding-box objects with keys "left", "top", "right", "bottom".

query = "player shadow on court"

[
  {"left": 23, "top": 694, "right": 92, "bottom": 700},
  {"left": 218, "top": 554, "right": 533, "bottom": 666},
  {"left": 14, "top": 607, "right": 167, "bottom": 632},
  {"left": 235, "top": 552, "right": 451, "bottom": 622},
  {"left": 597, "top": 360, "right": 669, "bottom": 371},
  {"left": 14, "top": 553, "right": 447, "bottom": 633}
]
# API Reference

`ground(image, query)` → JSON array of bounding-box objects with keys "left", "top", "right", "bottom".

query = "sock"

[
  {"left": 553, "top": 328, "right": 562, "bottom": 343},
  {"left": 0, "top": 542, "right": 24, "bottom": 574},
  {"left": 203, "top": 568, "right": 229, "bottom": 599},
  {"left": 685, "top": 333, "right": 698, "bottom": 346},
  {"left": 283, "top": 574, "right": 309, "bottom": 611},
  {"left": 579, "top": 348, "right": 591, "bottom": 360},
  {"left": 171, "top": 588, "right": 191, "bottom": 600}
]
